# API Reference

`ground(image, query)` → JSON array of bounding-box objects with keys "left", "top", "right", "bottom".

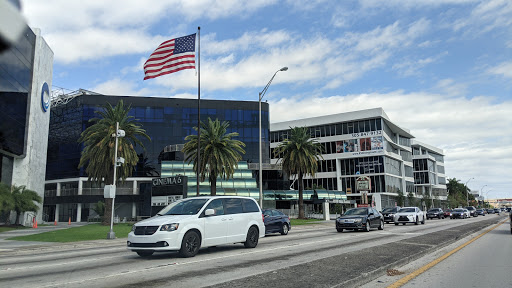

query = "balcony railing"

[{"left": 44, "top": 188, "right": 138, "bottom": 196}]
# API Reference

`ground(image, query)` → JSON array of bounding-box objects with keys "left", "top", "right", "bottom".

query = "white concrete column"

[
  {"left": 77, "top": 179, "right": 82, "bottom": 222},
  {"left": 132, "top": 180, "right": 137, "bottom": 218},
  {"left": 55, "top": 183, "right": 61, "bottom": 222},
  {"left": 323, "top": 201, "right": 330, "bottom": 220}
]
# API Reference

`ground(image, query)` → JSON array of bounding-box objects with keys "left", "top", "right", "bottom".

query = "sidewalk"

[{"left": 0, "top": 222, "right": 107, "bottom": 252}]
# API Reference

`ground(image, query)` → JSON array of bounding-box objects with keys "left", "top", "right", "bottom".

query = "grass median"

[
  {"left": 7, "top": 223, "right": 133, "bottom": 242},
  {"left": 290, "top": 218, "right": 324, "bottom": 225}
]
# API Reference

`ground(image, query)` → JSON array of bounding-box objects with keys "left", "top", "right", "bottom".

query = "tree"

[
  {"left": 0, "top": 182, "right": 14, "bottom": 221},
  {"left": 78, "top": 100, "right": 150, "bottom": 225},
  {"left": 446, "top": 178, "right": 476, "bottom": 208},
  {"left": 93, "top": 201, "right": 105, "bottom": 218},
  {"left": 182, "top": 118, "right": 246, "bottom": 196},
  {"left": 407, "top": 191, "right": 416, "bottom": 207},
  {"left": 11, "top": 185, "right": 42, "bottom": 225},
  {"left": 274, "top": 127, "right": 324, "bottom": 219},
  {"left": 397, "top": 189, "right": 405, "bottom": 207}
]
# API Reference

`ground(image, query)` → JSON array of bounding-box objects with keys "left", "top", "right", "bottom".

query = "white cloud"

[
  {"left": 487, "top": 61, "right": 512, "bottom": 79},
  {"left": 452, "top": 0, "right": 512, "bottom": 35},
  {"left": 89, "top": 78, "right": 151, "bottom": 96}
]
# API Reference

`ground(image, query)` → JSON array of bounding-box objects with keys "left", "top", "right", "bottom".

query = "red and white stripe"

[{"left": 143, "top": 39, "right": 195, "bottom": 80}]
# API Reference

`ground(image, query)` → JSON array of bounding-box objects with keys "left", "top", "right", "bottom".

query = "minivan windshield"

[{"left": 157, "top": 199, "right": 209, "bottom": 216}]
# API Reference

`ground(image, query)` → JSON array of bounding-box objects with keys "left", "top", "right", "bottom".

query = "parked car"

[
  {"left": 465, "top": 206, "right": 478, "bottom": 217},
  {"left": 127, "top": 196, "right": 265, "bottom": 258},
  {"left": 426, "top": 208, "right": 444, "bottom": 220},
  {"left": 443, "top": 209, "right": 453, "bottom": 218},
  {"left": 451, "top": 208, "right": 468, "bottom": 219},
  {"left": 486, "top": 208, "right": 495, "bottom": 214},
  {"left": 394, "top": 207, "right": 425, "bottom": 225},
  {"left": 262, "top": 209, "right": 291, "bottom": 235},
  {"left": 476, "top": 208, "right": 486, "bottom": 216},
  {"left": 381, "top": 207, "right": 401, "bottom": 224},
  {"left": 335, "top": 207, "right": 384, "bottom": 232}
]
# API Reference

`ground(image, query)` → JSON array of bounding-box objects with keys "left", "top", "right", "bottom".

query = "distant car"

[
  {"left": 476, "top": 208, "right": 486, "bottom": 216},
  {"left": 509, "top": 211, "right": 512, "bottom": 234},
  {"left": 465, "top": 206, "right": 478, "bottom": 217},
  {"left": 443, "top": 209, "right": 453, "bottom": 218},
  {"left": 381, "top": 207, "right": 401, "bottom": 224},
  {"left": 486, "top": 208, "right": 495, "bottom": 214},
  {"left": 262, "top": 209, "right": 291, "bottom": 235},
  {"left": 394, "top": 207, "right": 425, "bottom": 225},
  {"left": 451, "top": 208, "right": 468, "bottom": 219},
  {"left": 426, "top": 208, "right": 444, "bottom": 220},
  {"left": 494, "top": 208, "right": 501, "bottom": 215},
  {"left": 335, "top": 207, "right": 384, "bottom": 232}
]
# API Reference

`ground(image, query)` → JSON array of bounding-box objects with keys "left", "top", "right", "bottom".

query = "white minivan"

[{"left": 127, "top": 196, "right": 265, "bottom": 257}]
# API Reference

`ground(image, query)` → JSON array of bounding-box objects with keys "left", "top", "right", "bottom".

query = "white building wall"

[{"left": 11, "top": 28, "right": 53, "bottom": 224}]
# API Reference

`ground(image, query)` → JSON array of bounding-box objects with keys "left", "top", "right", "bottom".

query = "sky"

[{"left": 20, "top": 0, "right": 511, "bottom": 200}]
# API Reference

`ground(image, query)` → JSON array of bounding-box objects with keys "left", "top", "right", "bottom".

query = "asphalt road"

[{"left": 0, "top": 215, "right": 506, "bottom": 288}]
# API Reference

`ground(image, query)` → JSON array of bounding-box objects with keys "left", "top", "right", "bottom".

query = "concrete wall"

[{"left": 11, "top": 28, "right": 53, "bottom": 224}]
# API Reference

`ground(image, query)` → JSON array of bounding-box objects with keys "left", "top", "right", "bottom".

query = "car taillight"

[{"left": 262, "top": 214, "right": 265, "bottom": 222}]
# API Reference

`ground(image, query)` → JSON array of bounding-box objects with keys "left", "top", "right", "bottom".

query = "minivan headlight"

[
  {"left": 160, "top": 223, "right": 179, "bottom": 232},
  {"left": 131, "top": 225, "right": 136, "bottom": 232}
]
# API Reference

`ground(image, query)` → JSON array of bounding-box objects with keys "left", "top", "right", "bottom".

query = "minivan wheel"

[
  {"left": 280, "top": 223, "right": 289, "bottom": 235},
  {"left": 378, "top": 220, "right": 384, "bottom": 230},
  {"left": 244, "top": 226, "right": 259, "bottom": 248},
  {"left": 136, "top": 251, "right": 154, "bottom": 257},
  {"left": 179, "top": 231, "right": 201, "bottom": 258},
  {"left": 336, "top": 228, "right": 343, "bottom": 232}
]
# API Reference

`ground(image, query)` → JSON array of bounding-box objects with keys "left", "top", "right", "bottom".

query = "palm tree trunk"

[
  {"left": 298, "top": 172, "right": 305, "bottom": 219},
  {"left": 103, "top": 198, "right": 112, "bottom": 226},
  {"left": 210, "top": 173, "right": 217, "bottom": 196}
]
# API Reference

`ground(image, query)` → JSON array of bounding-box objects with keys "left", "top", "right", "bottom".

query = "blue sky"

[{"left": 21, "top": 0, "right": 512, "bottom": 200}]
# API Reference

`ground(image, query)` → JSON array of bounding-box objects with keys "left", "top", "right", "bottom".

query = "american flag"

[{"left": 143, "top": 33, "right": 196, "bottom": 80}]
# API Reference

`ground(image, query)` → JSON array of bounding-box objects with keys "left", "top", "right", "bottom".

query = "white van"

[{"left": 127, "top": 196, "right": 265, "bottom": 257}]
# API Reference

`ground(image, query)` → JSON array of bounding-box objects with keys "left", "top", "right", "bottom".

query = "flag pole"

[{"left": 196, "top": 26, "right": 201, "bottom": 196}]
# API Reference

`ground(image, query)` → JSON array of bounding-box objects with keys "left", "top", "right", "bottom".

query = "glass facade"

[
  {"left": 46, "top": 94, "right": 269, "bottom": 180},
  {"left": 0, "top": 26, "right": 35, "bottom": 157}
]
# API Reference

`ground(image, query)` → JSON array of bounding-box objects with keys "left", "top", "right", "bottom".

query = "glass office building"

[
  {"left": 270, "top": 108, "right": 447, "bottom": 211},
  {"left": 1, "top": 26, "right": 53, "bottom": 225},
  {"left": 43, "top": 92, "right": 270, "bottom": 222}
]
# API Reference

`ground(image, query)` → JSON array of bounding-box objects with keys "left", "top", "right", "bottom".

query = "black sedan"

[
  {"left": 450, "top": 208, "right": 467, "bottom": 219},
  {"left": 336, "top": 207, "right": 384, "bottom": 232},
  {"left": 262, "top": 209, "right": 291, "bottom": 235},
  {"left": 426, "top": 208, "right": 444, "bottom": 219}
]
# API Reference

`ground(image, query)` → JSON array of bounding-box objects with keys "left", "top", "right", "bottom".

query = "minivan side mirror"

[{"left": 205, "top": 209, "right": 215, "bottom": 216}]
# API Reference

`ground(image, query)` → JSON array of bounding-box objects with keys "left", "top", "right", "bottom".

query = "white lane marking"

[{"left": 0, "top": 255, "right": 122, "bottom": 272}]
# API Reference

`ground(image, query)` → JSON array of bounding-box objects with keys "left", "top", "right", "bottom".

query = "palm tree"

[
  {"left": 274, "top": 127, "right": 323, "bottom": 219},
  {"left": 11, "top": 185, "right": 42, "bottom": 225},
  {"left": 78, "top": 100, "right": 150, "bottom": 225},
  {"left": 0, "top": 182, "right": 15, "bottom": 221},
  {"left": 182, "top": 118, "right": 246, "bottom": 196}
]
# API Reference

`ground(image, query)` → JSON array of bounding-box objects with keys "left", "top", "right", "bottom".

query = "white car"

[
  {"left": 394, "top": 207, "right": 425, "bottom": 225},
  {"left": 127, "top": 196, "right": 265, "bottom": 258}
]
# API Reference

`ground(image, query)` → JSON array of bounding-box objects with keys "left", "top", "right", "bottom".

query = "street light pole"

[
  {"left": 107, "top": 122, "right": 124, "bottom": 240},
  {"left": 464, "top": 177, "right": 474, "bottom": 206},
  {"left": 259, "top": 67, "right": 288, "bottom": 208},
  {"left": 479, "top": 184, "right": 487, "bottom": 207}
]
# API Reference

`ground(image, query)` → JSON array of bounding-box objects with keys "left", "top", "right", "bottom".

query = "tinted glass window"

[
  {"left": 242, "top": 198, "right": 260, "bottom": 213},
  {"left": 225, "top": 198, "right": 244, "bottom": 214},
  {"left": 263, "top": 210, "right": 272, "bottom": 217},
  {"left": 205, "top": 199, "right": 224, "bottom": 216}
]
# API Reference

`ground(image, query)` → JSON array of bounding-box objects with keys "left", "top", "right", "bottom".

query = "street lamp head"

[{"left": 280, "top": 67, "right": 288, "bottom": 71}]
